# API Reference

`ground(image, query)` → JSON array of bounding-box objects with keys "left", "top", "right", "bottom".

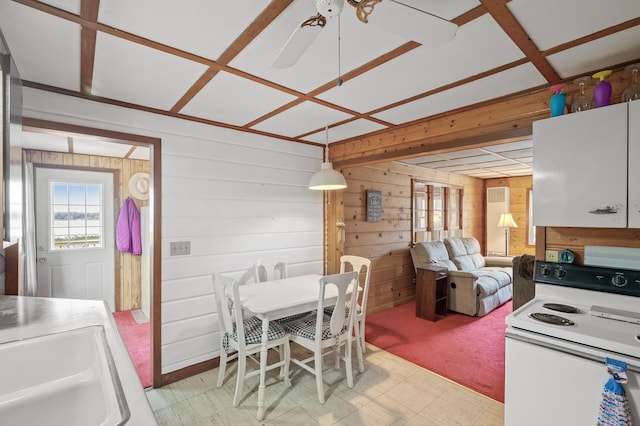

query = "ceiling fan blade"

[
  {"left": 363, "top": 0, "right": 458, "bottom": 48},
  {"left": 271, "top": 14, "right": 326, "bottom": 68}
]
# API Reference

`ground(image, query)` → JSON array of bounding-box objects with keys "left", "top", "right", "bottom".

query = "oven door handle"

[{"left": 506, "top": 331, "right": 640, "bottom": 373}]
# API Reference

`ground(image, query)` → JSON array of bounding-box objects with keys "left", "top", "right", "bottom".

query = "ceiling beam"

[
  {"left": 330, "top": 63, "right": 638, "bottom": 168},
  {"left": 479, "top": 0, "right": 559, "bottom": 82},
  {"left": 245, "top": 42, "right": 420, "bottom": 131},
  {"left": 21, "top": 80, "right": 325, "bottom": 147},
  {"left": 79, "top": 0, "right": 99, "bottom": 94},
  {"left": 170, "top": 0, "right": 293, "bottom": 113}
]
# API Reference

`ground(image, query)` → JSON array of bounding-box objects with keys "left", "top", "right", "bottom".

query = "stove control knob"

[
  {"left": 612, "top": 275, "right": 627, "bottom": 287},
  {"left": 556, "top": 268, "right": 566, "bottom": 278},
  {"left": 540, "top": 266, "right": 551, "bottom": 276}
]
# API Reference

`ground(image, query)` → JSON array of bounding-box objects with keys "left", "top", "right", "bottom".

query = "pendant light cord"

[
  {"left": 325, "top": 125, "right": 329, "bottom": 162},
  {"left": 336, "top": 14, "right": 343, "bottom": 86}
]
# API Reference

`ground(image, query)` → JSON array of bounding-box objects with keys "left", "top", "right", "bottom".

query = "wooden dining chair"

[
  {"left": 281, "top": 271, "right": 360, "bottom": 404},
  {"left": 253, "top": 256, "right": 288, "bottom": 282},
  {"left": 340, "top": 255, "right": 372, "bottom": 360},
  {"left": 212, "top": 273, "right": 291, "bottom": 406}
]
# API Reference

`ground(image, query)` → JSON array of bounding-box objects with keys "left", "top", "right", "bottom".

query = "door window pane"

[{"left": 50, "top": 182, "right": 103, "bottom": 250}]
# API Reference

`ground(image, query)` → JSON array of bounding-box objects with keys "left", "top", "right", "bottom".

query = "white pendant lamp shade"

[
  {"left": 309, "top": 125, "right": 347, "bottom": 190},
  {"left": 308, "top": 162, "right": 347, "bottom": 190}
]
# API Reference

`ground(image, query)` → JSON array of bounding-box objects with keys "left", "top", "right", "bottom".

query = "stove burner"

[
  {"left": 542, "top": 303, "right": 581, "bottom": 314},
  {"left": 529, "top": 312, "right": 575, "bottom": 326}
]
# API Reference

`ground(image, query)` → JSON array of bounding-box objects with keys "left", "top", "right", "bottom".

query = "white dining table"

[{"left": 236, "top": 273, "right": 342, "bottom": 420}]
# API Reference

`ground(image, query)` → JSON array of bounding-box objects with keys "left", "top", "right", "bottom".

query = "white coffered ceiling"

[{"left": 1, "top": 0, "right": 639, "bottom": 177}]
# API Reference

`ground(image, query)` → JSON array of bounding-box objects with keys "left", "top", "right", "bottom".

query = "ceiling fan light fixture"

[
  {"left": 317, "top": 0, "right": 345, "bottom": 18},
  {"left": 309, "top": 162, "right": 347, "bottom": 190}
]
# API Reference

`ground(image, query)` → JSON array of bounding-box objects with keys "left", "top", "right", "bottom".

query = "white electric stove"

[{"left": 505, "top": 261, "right": 640, "bottom": 426}]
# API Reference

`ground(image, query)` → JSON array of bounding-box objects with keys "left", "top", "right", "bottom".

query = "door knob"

[{"left": 38, "top": 257, "right": 47, "bottom": 263}]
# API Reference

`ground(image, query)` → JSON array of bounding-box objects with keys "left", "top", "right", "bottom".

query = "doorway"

[
  {"left": 34, "top": 167, "right": 116, "bottom": 311},
  {"left": 22, "top": 117, "right": 162, "bottom": 388}
]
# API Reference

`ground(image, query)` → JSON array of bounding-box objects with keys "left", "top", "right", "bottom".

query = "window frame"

[
  {"left": 49, "top": 181, "right": 105, "bottom": 251},
  {"left": 527, "top": 187, "right": 536, "bottom": 246},
  {"left": 412, "top": 179, "right": 463, "bottom": 244}
]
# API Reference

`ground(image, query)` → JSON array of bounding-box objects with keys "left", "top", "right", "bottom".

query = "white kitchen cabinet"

[
  {"left": 533, "top": 102, "right": 629, "bottom": 227},
  {"left": 628, "top": 100, "right": 640, "bottom": 228}
]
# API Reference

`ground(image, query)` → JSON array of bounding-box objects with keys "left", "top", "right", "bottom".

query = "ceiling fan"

[{"left": 271, "top": 0, "right": 458, "bottom": 68}]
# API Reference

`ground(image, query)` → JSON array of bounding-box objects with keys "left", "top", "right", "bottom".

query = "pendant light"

[{"left": 308, "top": 126, "right": 347, "bottom": 190}]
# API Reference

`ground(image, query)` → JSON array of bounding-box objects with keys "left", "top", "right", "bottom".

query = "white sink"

[{"left": 0, "top": 325, "right": 130, "bottom": 425}]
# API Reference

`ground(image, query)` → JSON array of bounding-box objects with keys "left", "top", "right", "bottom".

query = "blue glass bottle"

[{"left": 549, "top": 83, "right": 567, "bottom": 117}]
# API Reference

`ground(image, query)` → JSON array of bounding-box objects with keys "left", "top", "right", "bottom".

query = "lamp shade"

[
  {"left": 497, "top": 213, "right": 518, "bottom": 228},
  {"left": 308, "top": 162, "right": 347, "bottom": 190}
]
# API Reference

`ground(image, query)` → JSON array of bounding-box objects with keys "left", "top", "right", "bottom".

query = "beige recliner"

[{"left": 410, "top": 237, "right": 513, "bottom": 316}]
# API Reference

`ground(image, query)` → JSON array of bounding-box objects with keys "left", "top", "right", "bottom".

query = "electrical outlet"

[
  {"left": 170, "top": 241, "right": 191, "bottom": 256},
  {"left": 545, "top": 250, "right": 559, "bottom": 262}
]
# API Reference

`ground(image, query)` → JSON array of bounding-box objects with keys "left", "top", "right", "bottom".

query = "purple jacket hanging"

[{"left": 116, "top": 197, "right": 142, "bottom": 255}]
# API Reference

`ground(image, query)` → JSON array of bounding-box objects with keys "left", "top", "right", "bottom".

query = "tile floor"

[{"left": 146, "top": 344, "right": 504, "bottom": 425}]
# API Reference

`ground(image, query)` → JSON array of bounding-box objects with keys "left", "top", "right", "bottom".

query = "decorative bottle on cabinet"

[
  {"left": 549, "top": 84, "right": 566, "bottom": 117},
  {"left": 592, "top": 70, "right": 613, "bottom": 107}
]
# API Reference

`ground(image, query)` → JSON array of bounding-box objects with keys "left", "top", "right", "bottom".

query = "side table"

[{"left": 416, "top": 265, "right": 448, "bottom": 321}]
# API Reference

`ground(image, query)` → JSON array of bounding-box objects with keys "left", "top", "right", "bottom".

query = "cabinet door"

[
  {"left": 629, "top": 101, "right": 640, "bottom": 228},
  {"left": 533, "top": 103, "right": 628, "bottom": 227}
]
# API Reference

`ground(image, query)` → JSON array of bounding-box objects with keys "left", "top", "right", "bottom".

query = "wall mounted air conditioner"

[{"left": 486, "top": 187, "right": 510, "bottom": 256}]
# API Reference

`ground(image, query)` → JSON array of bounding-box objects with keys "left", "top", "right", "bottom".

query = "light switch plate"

[{"left": 170, "top": 241, "right": 191, "bottom": 256}]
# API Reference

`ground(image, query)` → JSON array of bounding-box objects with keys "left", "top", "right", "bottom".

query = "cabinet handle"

[{"left": 588, "top": 206, "right": 618, "bottom": 214}]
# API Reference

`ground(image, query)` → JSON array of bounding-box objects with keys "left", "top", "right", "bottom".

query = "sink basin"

[{"left": 0, "top": 325, "right": 130, "bottom": 425}]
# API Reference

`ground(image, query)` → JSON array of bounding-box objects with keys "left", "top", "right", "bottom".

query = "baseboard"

[{"left": 160, "top": 357, "right": 221, "bottom": 387}]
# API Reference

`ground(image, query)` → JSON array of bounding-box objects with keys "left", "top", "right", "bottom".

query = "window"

[
  {"left": 414, "top": 191, "right": 427, "bottom": 231},
  {"left": 446, "top": 188, "right": 462, "bottom": 238},
  {"left": 412, "top": 180, "right": 463, "bottom": 243},
  {"left": 527, "top": 188, "right": 536, "bottom": 246},
  {"left": 50, "top": 182, "right": 103, "bottom": 250}
]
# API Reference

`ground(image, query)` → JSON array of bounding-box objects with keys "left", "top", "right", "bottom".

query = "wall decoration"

[{"left": 367, "top": 190, "right": 382, "bottom": 222}]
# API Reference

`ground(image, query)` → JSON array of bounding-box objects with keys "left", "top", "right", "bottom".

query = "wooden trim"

[
  {"left": 452, "top": 5, "right": 487, "bottom": 27},
  {"left": 333, "top": 126, "right": 533, "bottom": 168},
  {"left": 479, "top": 0, "right": 558, "bottom": 82},
  {"left": 21, "top": 81, "right": 325, "bottom": 148},
  {"left": 535, "top": 226, "right": 546, "bottom": 261},
  {"left": 171, "top": 0, "right": 294, "bottom": 113},
  {"left": 21, "top": 117, "right": 164, "bottom": 389},
  {"left": 543, "top": 17, "right": 640, "bottom": 57},
  {"left": 150, "top": 139, "right": 162, "bottom": 388},
  {"left": 365, "top": 58, "right": 529, "bottom": 117},
  {"left": 79, "top": 0, "right": 99, "bottom": 95},
  {"left": 4, "top": 242, "right": 20, "bottom": 295},
  {"left": 160, "top": 358, "right": 220, "bottom": 387}
]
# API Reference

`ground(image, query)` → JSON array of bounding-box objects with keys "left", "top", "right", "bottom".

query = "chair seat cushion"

[
  {"left": 283, "top": 312, "right": 348, "bottom": 340},
  {"left": 224, "top": 316, "right": 286, "bottom": 351}
]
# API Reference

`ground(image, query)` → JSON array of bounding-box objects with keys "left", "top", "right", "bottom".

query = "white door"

[{"left": 35, "top": 168, "right": 116, "bottom": 311}]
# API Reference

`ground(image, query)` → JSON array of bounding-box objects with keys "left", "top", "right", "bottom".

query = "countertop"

[{"left": 0, "top": 295, "right": 157, "bottom": 425}]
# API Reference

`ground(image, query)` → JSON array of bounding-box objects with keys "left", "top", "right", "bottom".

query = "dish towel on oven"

[{"left": 597, "top": 357, "right": 633, "bottom": 426}]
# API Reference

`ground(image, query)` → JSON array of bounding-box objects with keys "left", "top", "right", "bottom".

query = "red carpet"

[
  {"left": 113, "top": 310, "right": 151, "bottom": 388},
  {"left": 365, "top": 300, "right": 510, "bottom": 402}
]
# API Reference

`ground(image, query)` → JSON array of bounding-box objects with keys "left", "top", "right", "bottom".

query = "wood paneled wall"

[
  {"left": 484, "top": 175, "right": 640, "bottom": 262},
  {"left": 23, "top": 149, "right": 149, "bottom": 311},
  {"left": 542, "top": 228, "right": 640, "bottom": 265},
  {"left": 328, "top": 161, "right": 485, "bottom": 314},
  {"left": 485, "top": 176, "right": 535, "bottom": 257}
]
